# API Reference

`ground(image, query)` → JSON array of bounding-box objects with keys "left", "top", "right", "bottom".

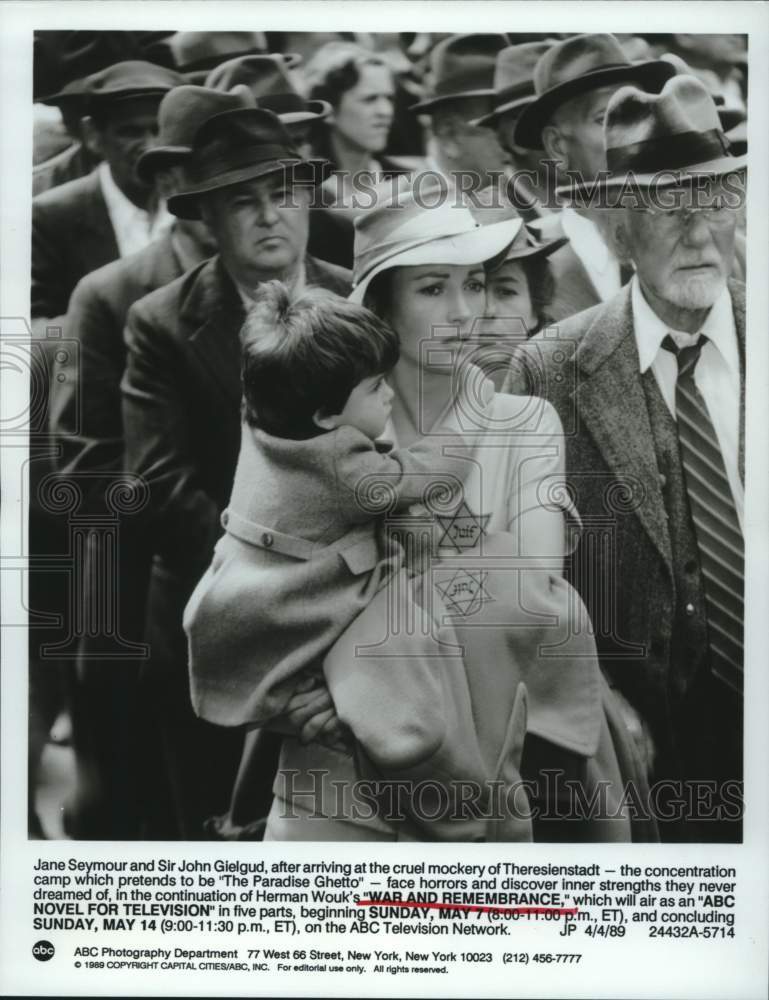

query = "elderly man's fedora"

[
  {"left": 42, "top": 59, "right": 183, "bottom": 109},
  {"left": 167, "top": 108, "right": 321, "bottom": 220},
  {"left": 411, "top": 33, "right": 510, "bottom": 113},
  {"left": 349, "top": 176, "right": 521, "bottom": 303},
  {"left": 136, "top": 84, "right": 256, "bottom": 182},
  {"left": 558, "top": 74, "right": 747, "bottom": 198},
  {"left": 514, "top": 33, "right": 676, "bottom": 150},
  {"left": 470, "top": 42, "right": 554, "bottom": 129},
  {"left": 205, "top": 55, "right": 331, "bottom": 124}
]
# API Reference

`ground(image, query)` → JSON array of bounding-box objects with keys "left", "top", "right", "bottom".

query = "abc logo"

[{"left": 32, "top": 940, "right": 55, "bottom": 962}]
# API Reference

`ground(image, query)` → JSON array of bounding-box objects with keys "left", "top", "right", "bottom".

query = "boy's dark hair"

[{"left": 241, "top": 280, "right": 400, "bottom": 440}]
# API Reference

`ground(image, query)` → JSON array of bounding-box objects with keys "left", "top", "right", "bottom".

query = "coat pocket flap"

[{"left": 339, "top": 536, "right": 381, "bottom": 575}]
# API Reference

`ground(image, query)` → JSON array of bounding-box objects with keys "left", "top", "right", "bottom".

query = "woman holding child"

[{"left": 185, "top": 178, "right": 656, "bottom": 843}]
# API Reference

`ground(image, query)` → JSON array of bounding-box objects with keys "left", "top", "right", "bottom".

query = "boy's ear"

[{"left": 312, "top": 408, "right": 342, "bottom": 431}]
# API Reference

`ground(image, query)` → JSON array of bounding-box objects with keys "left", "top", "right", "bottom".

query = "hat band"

[
  {"left": 431, "top": 71, "right": 495, "bottom": 98},
  {"left": 188, "top": 143, "right": 301, "bottom": 185},
  {"left": 607, "top": 128, "right": 732, "bottom": 175},
  {"left": 494, "top": 80, "right": 535, "bottom": 105},
  {"left": 258, "top": 93, "right": 309, "bottom": 114}
]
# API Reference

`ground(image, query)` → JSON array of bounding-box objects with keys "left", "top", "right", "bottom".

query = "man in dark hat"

[
  {"left": 506, "top": 75, "right": 747, "bottom": 842},
  {"left": 33, "top": 31, "right": 138, "bottom": 192},
  {"left": 411, "top": 34, "right": 515, "bottom": 191},
  {"left": 31, "top": 60, "right": 183, "bottom": 333},
  {"left": 121, "top": 106, "right": 350, "bottom": 838},
  {"left": 514, "top": 33, "right": 676, "bottom": 310},
  {"left": 47, "top": 86, "right": 247, "bottom": 838}
]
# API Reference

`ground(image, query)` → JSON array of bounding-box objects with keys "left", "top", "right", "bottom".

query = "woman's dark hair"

[
  {"left": 301, "top": 41, "right": 392, "bottom": 164},
  {"left": 241, "top": 280, "right": 399, "bottom": 440},
  {"left": 521, "top": 255, "right": 556, "bottom": 332},
  {"left": 361, "top": 268, "right": 394, "bottom": 320}
]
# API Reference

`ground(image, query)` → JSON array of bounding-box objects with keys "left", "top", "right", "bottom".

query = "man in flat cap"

[
  {"left": 31, "top": 60, "right": 183, "bottom": 334},
  {"left": 121, "top": 106, "right": 350, "bottom": 837},
  {"left": 506, "top": 75, "right": 747, "bottom": 842}
]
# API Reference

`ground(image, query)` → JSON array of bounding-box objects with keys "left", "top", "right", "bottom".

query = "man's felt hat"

[
  {"left": 348, "top": 176, "right": 521, "bottom": 304},
  {"left": 136, "top": 84, "right": 257, "bottom": 182},
  {"left": 410, "top": 34, "right": 510, "bottom": 113},
  {"left": 41, "top": 59, "right": 182, "bottom": 110},
  {"left": 161, "top": 31, "right": 269, "bottom": 76},
  {"left": 167, "top": 108, "right": 322, "bottom": 220},
  {"left": 205, "top": 55, "right": 331, "bottom": 124},
  {"left": 470, "top": 42, "right": 554, "bottom": 130},
  {"left": 558, "top": 73, "right": 747, "bottom": 198},
  {"left": 36, "top": 30, "right": 138, "bottom": 104},
  {"left": 514, "top": 33, "right": 676, "bottom": 150}
]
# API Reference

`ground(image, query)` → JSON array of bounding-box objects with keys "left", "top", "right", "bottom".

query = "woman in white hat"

[{"left": 247, "top": 178, "right": 658, "bottom": 844}]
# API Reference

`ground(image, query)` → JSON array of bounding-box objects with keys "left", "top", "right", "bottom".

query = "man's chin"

[{"left": 665, "top": 272, "right": 726, "bottom": 311}]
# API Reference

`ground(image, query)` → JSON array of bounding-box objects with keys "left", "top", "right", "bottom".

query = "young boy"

[{"left": 183, "top": 282, "right": 490, "bottom": 798}]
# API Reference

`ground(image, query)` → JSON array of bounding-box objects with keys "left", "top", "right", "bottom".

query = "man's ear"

[
  {"left": 80, "top": 116, "right": 104, "bottom": 159},
  {"left": 313, "top": 408, "right": 342, "bottom": 431},
  {"left": 606, "top": 212, "right": 633, "bottom": 263},
  {"left": 541, "top": 124, "right": 569, "bottom": 170}
]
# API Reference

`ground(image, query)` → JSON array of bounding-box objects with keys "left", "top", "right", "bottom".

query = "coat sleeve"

[
  {"left": 49, "top": 275, "right": 126, "bottom": 511},
  {"left": 332, "top": 428, "right": 470, "bottom": 524},
  {"left": 122, "top": 298, "right": 219, "bottom": 573},
  {"left": 31, "top": 197, "right": 71, "bottom": 322}
]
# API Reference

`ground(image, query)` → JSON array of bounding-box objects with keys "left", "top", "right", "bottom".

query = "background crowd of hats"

[{"left": 33, "top": 29, "right": 748, "bottom": 168}]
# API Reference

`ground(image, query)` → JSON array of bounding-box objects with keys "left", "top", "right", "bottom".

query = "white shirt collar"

[
  {"left": 631, "top": 275, "right": 737, "bottom": 376},
  {"left": 98, "top": 161, "right": 172, "bottom": 257}
]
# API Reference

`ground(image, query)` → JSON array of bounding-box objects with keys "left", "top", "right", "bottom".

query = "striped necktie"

[{"left": 661, "top": 334, "right": 743, "bottom": 694}]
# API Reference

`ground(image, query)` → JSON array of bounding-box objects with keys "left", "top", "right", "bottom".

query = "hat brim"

[
  {"left": 278, "top": 100, "right": 332, "bottom": 125},
  {"left": 514, "top": 60, "right": 677, "bottom": 150},
  {"left": 349, "top": 217, "right": 522, "bottom": 304},
  {"left": 500, "top": 234, "right": 569, "bottom": 263},
  {"left": 167, "top": 158, "right": 322, "bottom": 220},
  {"left": 470, "top": 95, "right": 535, "bottom": 128},
  {"left": 411, "top": 87, "right": 496, "bottom": 113},
  {"left": 136, "top": 145, "right": 191, "bottom": 183},
  {"left": 555, "top": 154, "right": 748, "bottom": 200}
]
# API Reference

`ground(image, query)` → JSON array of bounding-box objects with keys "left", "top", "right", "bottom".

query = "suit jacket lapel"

[
  {"left": 573, "top": 287, "right": 673, "bottom": 572},
  {"left": 80, "top": 170, "right": 119, "bottom": 264},
  {"left": 184, "top": 257, "right": 245, "bottom": 406}
]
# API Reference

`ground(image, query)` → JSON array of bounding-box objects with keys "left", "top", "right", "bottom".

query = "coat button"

[
  {"left": 685, "top": 602, "right": 695, "bottom": 616},
  {"left": 261, "top": 532, "right": 274, "bottom": 548}
]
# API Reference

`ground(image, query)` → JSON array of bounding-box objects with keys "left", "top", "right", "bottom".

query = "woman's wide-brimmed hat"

[
  {"left": 205, "top": 54, "right": 331, "bottom": 124},
  {"left": 167, "top": 107, "right": 323, "bottom": 220},
  {"left": 470, "top": 42, "right": 554, "bottom": 129},
  {"left": 136, "top": 84, "right": 257, "bottom": 182},
  {"left": 348, "top": 177, "right": 522, "bottom": 304},
  {"left": 558, "top": 74, "right": 748, "bottom": 198},
  {"left": 410, "top": 33, "right": 510, "bottom": 113},
  {"left": 469, "top": 188, "right": 569, "bottom": 262},
  {"left": 514, "top": 33, "right": 676, "bottom": 150}
]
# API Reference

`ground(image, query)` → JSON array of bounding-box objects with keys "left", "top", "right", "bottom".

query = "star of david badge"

[
  {"left": 434, "top": 569, "right": 493, "bottom": 617},
  {"left": 436, "top": 501, "right": 490, "bottom": 553}
]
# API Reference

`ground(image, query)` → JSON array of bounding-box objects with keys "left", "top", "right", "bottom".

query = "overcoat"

[
  {"left": 504, "top": 280, "right": 746, "bottom": 838},
  {"left": 120, "top": 253, "right": 352, "bottom": 836}
]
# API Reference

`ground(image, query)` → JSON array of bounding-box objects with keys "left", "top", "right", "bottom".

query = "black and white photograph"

[{"left": 1, "top": 3, "right": 768, "bottom": 998}]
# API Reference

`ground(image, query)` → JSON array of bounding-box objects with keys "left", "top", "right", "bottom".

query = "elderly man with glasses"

[{"left": 506, "top": 74, "right": 747, "bottom": 843}]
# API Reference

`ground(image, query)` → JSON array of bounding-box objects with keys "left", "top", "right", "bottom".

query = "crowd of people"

[{"left": 29, "top": 29, "right": 748, "bottom": 843}]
